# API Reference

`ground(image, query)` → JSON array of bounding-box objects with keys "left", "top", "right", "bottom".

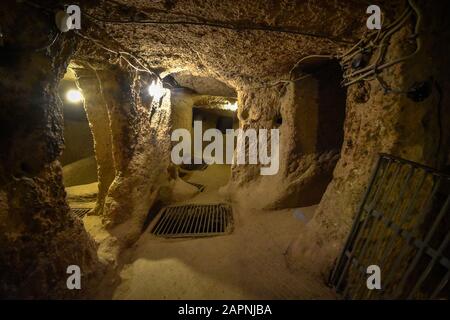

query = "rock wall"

[
  {"left": 77, "top": 70, "right": 174, "bottom": 245},
  {"left": 75, "top": 67, "right": 116, "bottom": 216},
  {"left": 58, "top": 79, "right": 96, "bottom": 166},
  {"left": 0, "top": 2, "right": 100, "bottom": 298},
  {"left": 60, "top": 119, "right": 96, "bottom": 167},
  {"left": 226, "top": 62, "right": 346, "bottom": 209},
  {"left": 0, "top": 0, "right": 448, "bottom": 299},
  {"left": 72, "top": 66, "right": 238, "bottom": 245},
  {"left": 287, "top": 1, "right": 450, "bottom": 278}
]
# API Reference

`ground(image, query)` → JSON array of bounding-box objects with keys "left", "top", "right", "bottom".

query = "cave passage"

[
  {"left": 0, "top": 0, "right": 449, "bottom": 301},
  {"left": 59, "top": 68, "right": 98, "bottom": 216}
]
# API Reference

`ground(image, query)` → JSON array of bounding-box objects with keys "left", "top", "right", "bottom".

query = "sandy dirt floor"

[
  {"left": 65, "top": 182, "right": 98, "bottom": 208},
  {"left": 110, "top": 206, "right": 334, "bottom": 299},
  {"left": 63, "top": 157, "right": 98, "bottom": 209},
  {"left": 102, "top": 165, "right": 335, "bottom": 299}
]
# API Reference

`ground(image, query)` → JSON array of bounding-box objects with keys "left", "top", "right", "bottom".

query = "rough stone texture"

[
  {"left": 287, "top": 1, "right": 450, "bottom": 279},
  {"left": 58, "top": 79, "right": 96, "bottom": 167},
  {"left": 68, "top": 0, "right": 414, "bottom": 217},
  {"left": 58, "top": 63, "right": 175, "bottom": 245},
  {"left": 1, "top": 0, "right": 449, "bottom": 298},
  {"left": 60, "top": 119, "right": 95, "bottom": 166},
  {"left": 171, "top": 72, "right": 237, "bottom": 97},
  {"left": 98, "top": 72, "right": 174, "bottom": 245},
  {"left": 0, "top": 1, "right": 101, "bottom": 298},
  {"left": 171, "top": 89, "right": 195, "bottom": 133},
  {"left": 67, "top": 66, "right": 238, "bottom": 244},
  {"left": 62, "top": 156, "right": 98, "bottom": 187},
  {"left": 75, "top": 67, "right": 116, "bottom": 216},
  {"left": 85, "top": 0, "right": 404, "bottom": 87},
  {"left": 224, "top": 63, "right": 346, "bottom": 209}
]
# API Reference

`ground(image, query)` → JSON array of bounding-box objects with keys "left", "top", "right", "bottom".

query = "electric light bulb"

[
  {"left": 148, "top": 80, "right": 165, "bottom": 100},
  {"left": 66, "top": 89, "right": 83, "bottom": 103}
]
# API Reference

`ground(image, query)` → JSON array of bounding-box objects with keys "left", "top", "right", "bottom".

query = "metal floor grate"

[
  {"left": 187, "top": 181, "right": 206, "bottom": 192},
  {"left": 150, "top": 203, "right": 233, "bottom": 238},
  {"left": 70, "top": 208, "right": 92, "bottom": 219},
  {"left": 329, "top": 154, "right": 450, "bottom": 299}
]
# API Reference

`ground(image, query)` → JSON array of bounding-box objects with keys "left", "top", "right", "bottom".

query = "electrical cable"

[
  {"left": 23, "top": 0, "right": 422, "bottom": 95},
  {"left": 374, "top": 73, "right": 411, "bottom": 94},
  {"left": 342, "top": 0, "right": 422, "bottom": 88},
  {"left": 74, "top": 30, "right": 163, "bottom": 82},
  {"left": 338, "top": 7, "right": 410, "bottom": 65},
  {"left": 343, "top": 9, "right": 412, "bottom": 81},
  {"left": 286, "top": 4, "right": 414, "bottom": 88},
  {"left": 81, "top": 10, "right": 353, "bottom": 44}
]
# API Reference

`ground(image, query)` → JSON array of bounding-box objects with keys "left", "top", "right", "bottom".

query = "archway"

[{"left": 58, "top": 67, "right": 98, "bottom": 217}]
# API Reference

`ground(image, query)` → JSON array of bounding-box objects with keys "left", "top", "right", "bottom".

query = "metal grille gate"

[{"left": 329, "top": 154, "right": 450, "bottom": 299}]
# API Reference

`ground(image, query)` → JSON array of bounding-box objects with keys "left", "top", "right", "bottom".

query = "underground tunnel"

[{"left": 0, "top": 0, "right": 449, "bottom": 302}]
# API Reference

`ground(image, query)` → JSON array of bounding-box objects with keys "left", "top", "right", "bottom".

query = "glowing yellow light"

[
  {"left": 148, "top": 80, "right": 166, "bottom": 100},
  {"left": 66, "top": 89, "right": 83, "bottom": 103},
  {"left": 225, "top": 101, "right": 238, "bottom": 111}
]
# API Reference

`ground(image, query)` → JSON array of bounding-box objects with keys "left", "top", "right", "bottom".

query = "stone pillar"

[
  {"left": 101, "top": 72, "right": 174, "bottom": 245},
  {"left": 75, "top": 67, "right": 116, "bottom": 216},
  {"left": 0, "top": 2, "right": 100, "bottom": 298}
]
